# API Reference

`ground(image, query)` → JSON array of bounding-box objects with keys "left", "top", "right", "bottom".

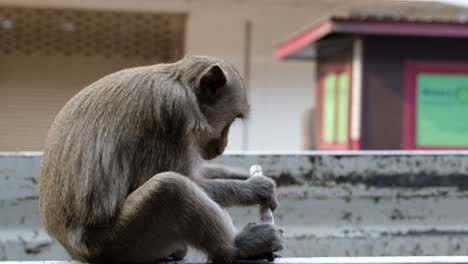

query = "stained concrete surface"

[
  {"left": 2, "top": 151, "right": 468, "bottom": 261},
  {"left": 5, "top": 256, "right": 468, "bottom": 264}
]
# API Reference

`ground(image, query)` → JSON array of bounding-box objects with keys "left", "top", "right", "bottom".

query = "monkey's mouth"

[
  {"left": 215, "top": 144, "right": 224, "bottom": 156},
  {"left": 203, "top": 146, "right": 221, "bottom": 160},
  {"left": 203, "top": 125, "right": 229, "bottom": 160},
  {"left": 201, "top": 138, "right": 223, "bottom": 160}
]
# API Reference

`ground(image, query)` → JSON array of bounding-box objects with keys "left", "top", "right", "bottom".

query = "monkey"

[
  {"left": 39, "top": 55, "right": 285, "bottom": 263},
  {"left": 200, "top": 163, "right": 252, "bottom": 180}
]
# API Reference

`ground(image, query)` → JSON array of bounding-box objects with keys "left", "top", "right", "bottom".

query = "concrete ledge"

[
  {"left": 4, "top": 256, "right": 468, "bottom": 264},
  {"left": 2, "top": 152, "right": 468, "bottom": 260}
]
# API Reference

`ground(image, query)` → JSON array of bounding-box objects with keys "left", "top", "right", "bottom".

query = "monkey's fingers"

[
  {"left": 242, "top": 252, "right": 276, "bottom": 262},
  {"left": 273, "top": 252, "right": 283, "bottom": 258},
  {"left": 266, "top": 252, "right": 275, "bottom": 262}
]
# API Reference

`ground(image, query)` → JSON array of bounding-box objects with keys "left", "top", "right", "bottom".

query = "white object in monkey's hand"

[
  {"left": 249, "top": 164, "right": 277, "bottom": 262},
  {"left": 250, "top": 165, "right": 275, "bottom": 224}
]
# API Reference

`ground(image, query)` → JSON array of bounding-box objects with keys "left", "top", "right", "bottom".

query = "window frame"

[
  {"left": 317, "top": 64, "right": 353, "bottom": 150},
  {"left": 403, "top": 61, "right": 468, "bottom": 150}
]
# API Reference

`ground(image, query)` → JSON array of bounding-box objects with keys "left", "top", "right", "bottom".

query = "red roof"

[
  {"left": 276, "top": 17, "right": 468, "bottom": 60},
  {"left": 276, "top": 0, "right": 468, "bottom": 60}
]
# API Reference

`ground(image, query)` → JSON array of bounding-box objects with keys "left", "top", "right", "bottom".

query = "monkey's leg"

[
  {"left": 98, "top": 172, "right": 238, "bottom": 263},
  {"left": 200, "top": 163, "right": 250, "bottom": 180},
  {"left": 197, "top": 175, "right": 278, "bottom": 209}
]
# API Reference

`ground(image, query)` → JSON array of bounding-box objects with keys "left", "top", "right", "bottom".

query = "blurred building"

[
  {"left": 0, "top": 5, "right": 185, "bottom": 151},
  {"left": 277, "top": 0, "right": 468, "bottom": 150},
  {"left": 0, "top": 0, "right": 467, "bottom": 151}
]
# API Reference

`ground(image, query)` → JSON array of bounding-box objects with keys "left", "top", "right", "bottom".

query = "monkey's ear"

[{"left": 198, "top": 65, "right": 227, "bottom": 102}]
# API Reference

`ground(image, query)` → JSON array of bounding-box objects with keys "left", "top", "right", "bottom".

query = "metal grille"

[{"left": 0, "top": 6, "right": 186, "bottom": 60}]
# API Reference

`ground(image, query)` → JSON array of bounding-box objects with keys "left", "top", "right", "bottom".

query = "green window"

[
  {"left": 416, "top": 74, "right": 468, "bottom": 146},
  {"left": 322, "top": 72, "right": 350, "bottom": 144},
  {"left": 323, "top": 74, "right": 336, "bottom": 142}
]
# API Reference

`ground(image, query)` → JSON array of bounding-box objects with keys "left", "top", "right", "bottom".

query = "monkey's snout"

[{"left": 216, "top": 146, "right": 223, "bottom": 156}]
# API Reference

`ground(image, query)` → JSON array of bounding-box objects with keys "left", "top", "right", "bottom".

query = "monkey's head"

[{"left": 180, "top": 56, "right": 249, "bottom": 160}]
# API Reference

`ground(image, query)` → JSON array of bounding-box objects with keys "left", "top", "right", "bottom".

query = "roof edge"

[
  {"left": 275, "top": 19, "right": 334, "bottom": 60},
  {"left": 276, "top": 17, "right": 468, "bottom": 60}
]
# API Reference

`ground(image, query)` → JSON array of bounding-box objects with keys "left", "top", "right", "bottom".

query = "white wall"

[{"left": 0, "top": 0, "right": 325, "bottom": 150}]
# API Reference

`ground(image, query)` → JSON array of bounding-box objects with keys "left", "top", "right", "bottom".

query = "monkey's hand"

[
  {"left": 234, "top": 222, "right": 285, "bottom": 260},
  {"left": 247, "top": 175, "right": 278, "bottom": 210}
]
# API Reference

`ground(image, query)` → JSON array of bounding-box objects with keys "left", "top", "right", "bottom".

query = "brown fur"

[{"left": 39, "top": 55, "right": 284, "bottom": 263}]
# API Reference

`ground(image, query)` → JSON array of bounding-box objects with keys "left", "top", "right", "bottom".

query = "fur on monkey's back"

[{"left": 39, "top": 59, "right": 211, "bottom": 234}]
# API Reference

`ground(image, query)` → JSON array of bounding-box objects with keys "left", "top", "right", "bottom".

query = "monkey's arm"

[
  {"left": 197, "top": 176, "right": 277, "bottom": 209},
  {"left": 200, "top": 163, "right": 250, "bottom": 180}
]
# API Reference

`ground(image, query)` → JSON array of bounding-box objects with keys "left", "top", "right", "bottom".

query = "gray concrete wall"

[
  {"left": 6, "top": 256, "right": 468, "bottom": 264},
  {"left": 1, "top": 151, "right": 468, "bottom": 261}
]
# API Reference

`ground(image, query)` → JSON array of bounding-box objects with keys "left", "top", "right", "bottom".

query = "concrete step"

[
  {"left": 4, "top": 256, "right": 468, "bottom": 264},
  {"left": 2, "top": 152, "right": 468, "bottom": 261}
]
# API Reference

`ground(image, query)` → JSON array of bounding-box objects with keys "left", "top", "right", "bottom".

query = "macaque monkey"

[{"left": 39, "top": 55, "right": 284, "bottom": 263}]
